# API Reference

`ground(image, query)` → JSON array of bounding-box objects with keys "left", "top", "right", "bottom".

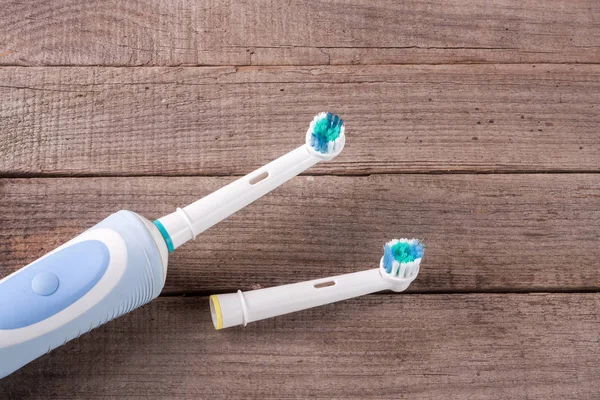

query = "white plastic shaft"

[
  {"left": 157, "top": 144, "right": 332, "bottom": 250},
  {"left": 210, "top": 264, "right": 418, "bottom": 330}
]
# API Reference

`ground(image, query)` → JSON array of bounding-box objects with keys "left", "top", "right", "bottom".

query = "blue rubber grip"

[
  {"left": 0, "top": 240, "right": 110, "bottom": 330},
  {"left": 0, "top": 211, "right": 166, "bottom": 379}
]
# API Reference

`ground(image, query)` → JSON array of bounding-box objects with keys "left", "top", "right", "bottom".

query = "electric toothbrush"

[{"left": 0, "top": 112, "right": 345, "bottom": 379}]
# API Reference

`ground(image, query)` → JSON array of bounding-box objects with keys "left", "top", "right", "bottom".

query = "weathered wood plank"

[
  {"left": 1, "top": 0, "right": 600, "bottom": 66},
  {"left": 0, "top": 294, "right": 598, "bottom": 399},
  {"left": 1, "top": 175, "right": 598, "bottom": 293},
  {"left": 1, "top": 65, "right": 599, "bottom": 176}
]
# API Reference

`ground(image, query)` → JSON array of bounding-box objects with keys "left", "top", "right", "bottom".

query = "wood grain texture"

[
  {"left": 1, "top": 0, "right": 598, "bottom": 396},
  {"left": 0, "top": 294, "right": 598, "bottom": 399},
  {"left": 1, "top": 174, "right": 599, "bottom": 294},
  {"left": 1, "top": 0, "right": 600, "bottom": 66},
  {"left": 1, "top": 65, "right": 600, "bottom": 176}
]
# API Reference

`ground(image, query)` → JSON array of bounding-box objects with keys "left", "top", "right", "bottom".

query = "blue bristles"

[
  {"left": 309, "top": 112, "right": 344, "bottom": 154},
  {"left": 383, "top": 244, "right": 395, "bottom": 274},
  {"left": 409, "top": 242, "right": 424, "bottom": 259},
  {"left": 382, "top": 239, "right": 424, "bottom": 276}
]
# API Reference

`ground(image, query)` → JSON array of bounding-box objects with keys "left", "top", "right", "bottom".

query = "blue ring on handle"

[{"left": 153, "top": 220, "right": 174, "bottom": 253}]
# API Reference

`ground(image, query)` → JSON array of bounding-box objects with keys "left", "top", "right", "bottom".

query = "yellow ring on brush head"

[{"left": 210, "top": 295, "right": 223, "bottom": 330}]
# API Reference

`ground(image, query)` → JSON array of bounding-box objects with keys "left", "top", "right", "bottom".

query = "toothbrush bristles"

[
  {"left": 382, "top": 239, "right": 424, "bottom": 278},
  {"left": 307, "top": 112, "right": 345, "bottom": 155}
]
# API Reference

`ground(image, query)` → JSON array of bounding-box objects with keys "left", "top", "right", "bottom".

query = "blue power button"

[{"left": 32, "top": 272, "right": 60, "bottom": 296}]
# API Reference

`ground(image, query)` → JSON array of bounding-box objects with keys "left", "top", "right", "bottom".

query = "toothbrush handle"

[
  {"left": 0, "top": 211, "right": 166, "bottom": 379},
  {"left": 211, "top": 269, "right": 390, "bottom": 329},
  {"left": 158, "top": 145, "right": 320, "bottom": 250}
]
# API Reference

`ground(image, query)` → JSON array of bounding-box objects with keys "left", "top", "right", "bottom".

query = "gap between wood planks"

[
  {"left": 2, "top": 170, "right": 600, "bottom": 179},
  {"left": 162, "top": 287, "right": 600, "bottom": 298},
  {"left": 2, "top": 62, "right": 600, "bottom": 67}
]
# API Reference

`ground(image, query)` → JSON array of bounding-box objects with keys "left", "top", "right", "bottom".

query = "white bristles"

[
  {"left": 398, "top": 263, "right": 407, "bottom": 278},
  {"left": 391, "top": 261, "right": 400, "bottom": 277}
]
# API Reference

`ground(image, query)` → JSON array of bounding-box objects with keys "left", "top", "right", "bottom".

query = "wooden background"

[{"left": 0, "top": 0, "right": 599, "bottom": 398}]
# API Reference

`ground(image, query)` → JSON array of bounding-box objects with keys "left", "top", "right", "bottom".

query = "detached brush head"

[
  {"left": 380, "top": 239, "right": 424, "bottom": 291},
  {"left": 306, "top": 112, "right": 346, "bottom": 159}
]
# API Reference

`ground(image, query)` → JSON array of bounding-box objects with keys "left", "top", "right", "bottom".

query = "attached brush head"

[
  {"left": 380, "top": 239, "right": 424, "bottom": 292},
  {"left": 306, "top": 112, "right": 346, "bottom": 160}
]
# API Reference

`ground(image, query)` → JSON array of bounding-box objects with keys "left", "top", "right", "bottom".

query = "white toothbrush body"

[
  {"left": 210, "top": 239, "right": 423, "bottom": 330},
  {"left": 158, "top": 129, "right": 343, "bottom": 250}
]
